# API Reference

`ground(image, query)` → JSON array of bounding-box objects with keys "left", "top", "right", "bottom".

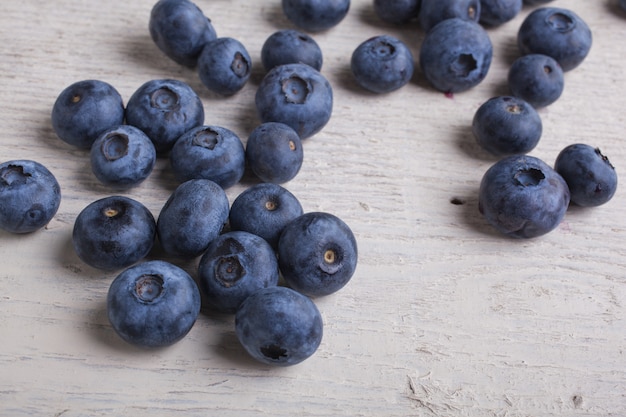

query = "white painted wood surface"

[{"left": 1, "top": 0, "right": 625, "bottom": 415}]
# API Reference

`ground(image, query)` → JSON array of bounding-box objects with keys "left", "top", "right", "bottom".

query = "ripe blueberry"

[
  {"left": 282, "top": 0, "right": 350, "bottom": 32},
  {"left": 261, "top": 29, "right": 323, "bottom": 72},
  {"left": 508, "top": 54, "right": 564, "bottom": 108},
  {"left": 198, "top": 37, "right": 252, "bottom": 96},
  {"left": 418, "top": 0, "right": 481, "bottom": 33}
]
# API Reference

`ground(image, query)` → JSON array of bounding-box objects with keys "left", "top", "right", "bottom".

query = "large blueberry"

[
  {"left": 479, "top": 0, "right": 522, "bottom": 27},
  {"left": 478, "top": 155, "right": 570, "bottom": 238},
  {"left": 107, "top": 260, "right": 201, "bottom": 348},
  {"left": 418, "top": 0, "right": 480, "bottom": 33},
  {"left": 373, "top": 0, "right": 421, "bottom": 25},
  {"left": 261, "top": 29, "right": 323, "bottom": 72},
  {"left": 235, "top": 286, "right": 323, "bottom": 366},
  {"left": 0, "top": 160, "right": 61, "bottom": 234},
  {"left": 282, "top": 0, "right": 350, "bottom": 32},
  {"left": 508, "top": 54, "right": 564, "bottom": 108},
  {"left": 198, "top": 37, "right": 252, "bottom": 96}
]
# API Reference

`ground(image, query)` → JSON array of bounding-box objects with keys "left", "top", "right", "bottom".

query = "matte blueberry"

[
  {"left": 261, "top": 29, "right": 323, "bottom": 72},
  {"left": 554, "top": 144, "right": 618, "bottom": 207},
  {"left": 125, "top": 79, "right": 205, "bottom": 153},
  {"left": 419, "top": 18, "right": 493, "bottom": 94},
  {"left": 0, "top": 160, "right": 61, "bottom": 234},
  {"left": 229, "top": 182, "right": 304, "bottom": 249},
  {"left": 51, "top": 80, "right": 125, "bottom": 149},
  {"left": 418, "top": 0, "right": 480, "bottom": 33},
  {"left": 351, "top": 35, "right": 414, "bottom": 94},
  {"left": 255, "top": 63, "right": 333, "bottom": 139},
  {"left": 479, "top": 0, "right": 522, "bottom": 27},
  {"left": 198, "top": 231, "right": 279, "bottom": 314},
  {"left": 478, "top": 155, "right": 570, "bottom": 238},
  {"left": 72, "top": 196, "right": 156, "bottom": 270},
  {"left": 282, "top": 0, "right": 350, "bottom": 32},
  {"left": 149, "top": 0, "right": 217, "bottom": 68},
  {"left": 517, "top": 7, "right": 592, "bottom": 72},
  {"left": 373, "top": 0, "right": 421, "bottom": 25},
  {"left": 170, "top": 125, "right": 245, "bottom": 189},
  {"left": 245, "top": 122, "right": 304, "bottom": 184},
  {"left": 235, "top": 286, "right": 323, "bottom": 366},
  {"left": 508, "top": 54, "right": 564, "bottom": 108},
  {"left": 278, "top": 211, "right": 358, "bottom": 297},
  {"left": 198, "top": 37, "right": 252, "bottom": 96},
  {"left": 107, "top": 260, "right": 201, "bottom": 348}
]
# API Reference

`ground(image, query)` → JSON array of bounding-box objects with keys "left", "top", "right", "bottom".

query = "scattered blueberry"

[
  {"left": 373, "top": 0, "right": 421, "bottom": 25},
  {"left": 418, "top": 0, "right": 481, "bottom": 33},
  {"left": 198, "top": 37, "right": 252, "bottom": 96},
  {"left": 282, "top": 0, "right": 350, "bottom": 32},
  {"left": 479, "top": 0, "right": 522, "bottom": 27},
  {"left": 508, "top": 53, "right": 564, "bottom": 108},
  {"left": 261, "top": 29, "right": 323, "bottom": 72}
]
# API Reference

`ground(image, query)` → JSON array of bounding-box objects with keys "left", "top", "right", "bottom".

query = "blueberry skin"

[
  {"left": 229, "top": 182, "right": 304, "bottom": 249},
  {"left": 479, "top": 0, "right": 522, "bottom": 27},
  {"left": 517, "top": 7, "right": 592, "bottom": 72},
  {"left": 156, "top": 179, "right": 229, "bottom": 259},
  {"left": 278, "top": 212, "right": 357, "bottom": 297},
  {"left": 107, "top": 260, "right": 201, "bottom": 348},
  {"left": 51, "top": 80, "right": 125, "bottom": 149},
  {"left": 255, "top": 63, "right": 333, "bottom": 139},
  {"left": 90, "top": 125, "right": 157, "bottom": 190},
  {"left": 523, "top": 0, "right": 554, "bottom": 4},
  {"left": 554, "top": 144, "right": 618, "bottom": 207},
  {"left": 418, "top": 0, "right": 481, "bottom": 33},
  {"left": 478, "top": 155, "right": 570, "bottom": 239},
  {"left": 373, "top": 0, "right": 421, "bottom": 25},
  {"left": 72, "top": 196, "right": 156, "bottom": 270},
  {"left": 261, "top": 29, "right": 323, "bottom": 72},
  {"left": 235, "top": 286, "right": 323, "bottom": 366},
  {"left": 198, "top": 231, "right": 279, "bottom": 314},
  {"left": 170, "top": 125, "right": 245, "bottom": 189},
  {"left": 419, "top": 18, "right": 493, "bottom": 94},
  {"left": 508, "top": 54, "right": 564, "bottom": 109},
  {"left": 125, "top": 79, "right": 205, "bottom": 154},
  {"left": 149, "top": 0, "right": 217, "bottom": 68},
  {"left": 282, "top": 0, "right": 350, "bottom": 32},
  {"left": 198, "top": 37, "right": 252, "bottom": 96},
  {"left": 351, "top": 35, "right": 414, "bottom": 94},
  {"left": 472, "top": 96, "right": 542, "bottom": 157},
  {"left": 245, "top": 122, "right": 304, "bottom": 184},
  {"left": 0, "top": 160, "right": 61, "bottom": 234}
]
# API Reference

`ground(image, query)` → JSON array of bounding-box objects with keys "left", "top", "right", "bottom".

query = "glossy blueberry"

[
  {"left": 278, "top": 212, "right": 357, "bottom": 297},
  {"left": 107, "top": 260, "right": 201, "bottom": 348},
  {"left": 149, "top": 0, "right": 217, "bottom": 68},
  {"left": 261, "top": 29, "right": 323, "bottom": 72},
  {"left": 51, "top": 80, "right": 124, "bottom": 149},
  {"left": 419, "top": 18, "right": 492, "bottom": 94},
  {"left": 229, "top": 183, "right": 304, "bottom": 249},
  {"left": 72, "top": 196, "right": 156, "bottom": 270},
  {"left": 255, "top": 63, "right": 333, "bottom": 139},
  {"left": 282, "top": 0, "right": 350, "bottom": 32},
  {"left": 245, "top": 122, "right": 304, "bottom": 184},
  {"left": 198, "top": 231, "right": 279, "bottom": 314},
  {"left": 156, "top": 179, "right": 229, "bottom": 259},
  {"left": 125, "top": 79, "right": 205, "bottom": 153},
  {"left": 554, "top": 144, "right": 618, "bottom": 207},
  {"left": 235, "top": 286, "right": 323, "bottom": 366},
  {"left": 0, "top": 160, "right": 61, "bottom": 234},
  {"left": 478, "top": 155, "right": 570, "bottom": 238},
  {"left": 373, "top": 0, "right": 421, "bottom": 25},
  {"left": 170, "top": 125, "right": 245, "bottom": 189},
  {"left": 418, "top": 0, "right": 480, "bottom": 33},
  {"left": 198, "top": 37, "right": 252, "bottom": 96},
  {"left": 508, "top": 54, "right": 564, "bottom": 109},
  {"left": 479, "top": 0, "right": 522, "bottom": 27},
  {"left": 472, "top": 96, "right": 542, "bottom": 157},
  {"left": 517, "top": 7, "right": 592, "bottom": 72},
  {"left": 351, "top": 35, "right": 414, "bottom": 94},
  {"left": 90, "top": 125, "right": 156, "bottom": 190}
]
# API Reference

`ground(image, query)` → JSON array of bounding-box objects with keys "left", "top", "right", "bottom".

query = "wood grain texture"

[{"left": 1, "top": 0, "right": 625, "bottom": 416}]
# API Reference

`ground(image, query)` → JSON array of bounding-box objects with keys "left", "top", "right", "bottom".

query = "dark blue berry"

[
  {"left": 198, "top": 37, "right": 252, "bottom": 96},
  {"left": 373, "top": 0, "right": 421, "bottom": 25},
  {"left": 418, "top": 0, "right": 480, "bottom": 33},
  {"left": 523, "top": 0, "right": 555, "bottom": 4},
  {"left": 508, "top": 53, "right": 564, "bottom": 108},
  {"left": 479, "top": 0, "right": 522, "bottom": 27},
  {"left": 261, "top": 29, "right": 323, "bottom": 72},
  {"left": 282, "top": 0, "right": 350, "bottom": 32}
]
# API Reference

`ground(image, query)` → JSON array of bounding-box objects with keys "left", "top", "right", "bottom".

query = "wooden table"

[{"left": 1, "top": 0, "right": 625, "bottom": 415}]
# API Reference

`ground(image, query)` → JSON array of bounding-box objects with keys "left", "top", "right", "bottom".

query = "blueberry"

[
  {"left": 198, "top": 37, "right": 252, "bottom": 96},
  {"left": 478, "top": 155, "right": 570, "bottom": 238},
  {"left": 479, "top": 0, "right": 522, "bottom": 27},
  {"left": 278, "top": 212, "right": 357, "bottom": 297},
  {"left": 554, "top": 144, "right": 618, "bottom": 207},
  {"left": 245, "top": 122, "right": 304, "bottom": 184},
  {"left": 419, "top": 18, "right": 493, "bottom": 94},
  {"left": 472, "top": 96, "right": 542, "bottom": 157},
  {"left": 90, "top": 125, "right": 157, "bottom": 190},
  {"left": 72, "top": 196, "right": 156, "bottom": 270},
  {"left": 107, "top": 260, "right": 201, "bottom": 348},
  {"left": 169, "top": 125, "right": 245, "bottom": 189},
  {"left": 229, "top": 182, "right": 304, "bottom": 249},
  {"left": 350, "top": 35, "right": 414, "bottom": 94},
  {"left": 517, "top": 7, "right": 592, "bottom": 72},
  {"left": 255, "top": 63, "right": 333, "bottom": 139},
  {"left": 149, "top": 0, "right": 217, "bottom": 68},
  {"left": 261, "top": 29, "right": 323, "bottom": 72},
  {"left": 282, "top": 0, "right": 350, "bottom": 32},
  {"left": 508, "top": 54, "right": 564, "bottom": 108},
  {"left": 523, "top": 0, "right": 554, "bottom": 4},
  {"left": 418, "top": 0, "right": 480, "bottom": 33},
  {"left": 235, "top": 286, "right": 323, "bottom": 366},
  {"left": 373, "top": 0, "right": 421, "bottom": 25},
  {"left": 156, "top": 179, "right": 229, "bottom": 259},
  {"left": 51, "top": 80, "right": 125, "bottom": 149},
  {"left": 125, "top": 79, "right": 205, "bottom": 154},
  {"left": 198, "top": 231, "right": 279, "bottom": 314},
  {"left": 0, "top": 160, "right": 61, "bottom": 234}
]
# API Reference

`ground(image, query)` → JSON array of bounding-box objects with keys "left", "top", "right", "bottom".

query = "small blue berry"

[
  {"left": 479, "top": 0, "right": 522, "bottom": 27},
  {"left": 508, "top": 54, "right": 564, "bottom": 108},
  {"left": 282, "top": 0, "right": 350, "bottom": 32},
  {"left": 373, "top": 0, "right": 421, "bottom": 25},
  {"left": 198, "top": 37, "right": 252, "bottom": 96},
  {"left": 261, "top": 29, "right": 323, "bottom": 72},
  {"left": 418, "top": 0, "right": 480, "bottom": 33}
]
